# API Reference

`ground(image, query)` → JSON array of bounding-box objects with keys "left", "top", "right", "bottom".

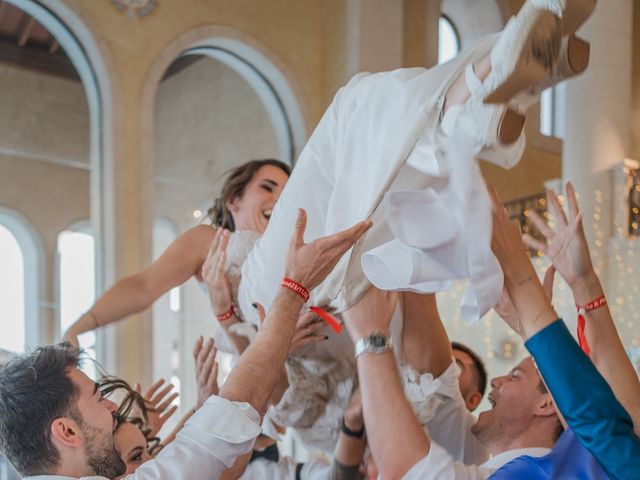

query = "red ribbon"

[
  {"left": 575, "top": 295, "right": 606, "bottom": 356},
  {"left": 310, "top": 306, "right": 343, "bottom": 334}
]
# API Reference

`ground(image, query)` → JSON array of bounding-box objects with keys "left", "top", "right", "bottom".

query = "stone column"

[{"left": 562, "top": 0, "right": 633, "bottom": 282}]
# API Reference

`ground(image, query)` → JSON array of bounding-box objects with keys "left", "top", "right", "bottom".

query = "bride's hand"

[{"left": 202, "top": 228, "right": 234, "bottom": 316}]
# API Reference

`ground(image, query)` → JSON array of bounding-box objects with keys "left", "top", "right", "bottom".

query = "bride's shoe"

[
  {"left": 483, "top": 3, "right": 562, "bottom": 104},
  {"left": 522, "top": 0, "right": 597, "bottom": 36},
  {"left": 442, "top": 64, "right": 525, "bottom": 148},
  {"left": 512, "top": 35, "right": 590, "bottom": 113}
]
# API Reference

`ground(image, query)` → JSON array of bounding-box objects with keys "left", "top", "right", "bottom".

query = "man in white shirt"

[
  {"left": 344, "top": 287, "right": 561, "bottom": 479},
  {"left": 0, "top": 210, "right": 371, "bottom": 480}
]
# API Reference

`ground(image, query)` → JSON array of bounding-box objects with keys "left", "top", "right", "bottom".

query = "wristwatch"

[{"left": 354, "top": 331, "right": 393, "bottom": 358}]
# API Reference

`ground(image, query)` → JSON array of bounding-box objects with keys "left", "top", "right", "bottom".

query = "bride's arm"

[{"left": 63, "top": 224, "right": 215, "bottom": 345}]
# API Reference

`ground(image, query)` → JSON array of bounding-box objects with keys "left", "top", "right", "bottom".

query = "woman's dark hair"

[
  {"left": 99, "top": 376, "right": 163, "bottom": 456},
  {"left": 207, "top": 159, "right": 291, "bottom": 231},
  {"left": 0, "top": 344, "right": 82, "bottom": 476}
]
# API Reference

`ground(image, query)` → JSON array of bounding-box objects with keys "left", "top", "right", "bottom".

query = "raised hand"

[
  {"left": 253, "top": 302, "right": 327, "bottom": 354},
  {"left": 136, "top": 379, "right": 179, "bottom": 437},
  {"left": 193, "top": 337, "right": 220, "bottom": 408},
  {"left": 284, "top": 209, "right": 372, "bottom": 291},
  {"left": 202, "top": 228, "right": 234, "bottom": 316},
  {"left": 522, "top": 182, "right": 594, "bottom": 288}
]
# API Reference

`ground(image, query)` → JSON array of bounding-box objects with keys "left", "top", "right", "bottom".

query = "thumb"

[
  {"left": 543, "top": 265, "right": 556, "bottom": 302},
  {"left": 292, "top": 209, "right": 307, "bottom": 248},
  {"left": 253, "top": 302, "right": 266, "bottom": 326}
]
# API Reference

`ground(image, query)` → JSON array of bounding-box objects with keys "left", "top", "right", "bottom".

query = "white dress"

[{"left": 220, "top": 34, "right": 526, "bottom": 452}]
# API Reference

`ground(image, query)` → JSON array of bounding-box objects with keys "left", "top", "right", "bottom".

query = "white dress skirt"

[{"left": 224, "top": 34, "right": 526, "bottom": 452}]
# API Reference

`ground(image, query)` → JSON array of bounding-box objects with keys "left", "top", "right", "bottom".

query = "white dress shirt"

[
  {"left": 240, "top": 457, "right": 330, "bottom": 479},
  {"left": 25, "top": 395, "right": 261, "bottom": 480},
  {"left": 400, "top": 360, "right": 549, "bottom": 479},
  {"left": 403, "top": 442, "right": 551, "bottom": 480}
]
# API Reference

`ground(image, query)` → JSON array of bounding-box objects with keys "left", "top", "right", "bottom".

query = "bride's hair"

[{"left": 207, "top": 159, "right": 291, "bottom": 231}]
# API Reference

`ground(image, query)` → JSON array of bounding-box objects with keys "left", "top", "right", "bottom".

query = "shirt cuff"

[{"left": 183, "top": 395, "right": 262, "bottom": 466}]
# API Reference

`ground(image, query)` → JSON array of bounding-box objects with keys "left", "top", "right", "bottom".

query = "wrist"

[
  {"left": 570, "top": 271, "right": 603, "bottom": 305},
  {"left": 343, "top": 414, "right": 364, "bottom": 432},
  {"left": 341, "top": 416, "right": 365, "bottom": 438}
]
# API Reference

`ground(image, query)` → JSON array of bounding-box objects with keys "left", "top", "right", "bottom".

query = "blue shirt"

[
  {"left": 525, "top": 320, "right": 640, "bottom": 480},
  {"left": 489, "top": 428, "right": 608, "bottom": 479}
]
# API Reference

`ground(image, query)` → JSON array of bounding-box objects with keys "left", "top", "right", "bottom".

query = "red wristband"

[
  {"left": 575, "top": 295, "right": 607, "bottom": 355},
  {"left": 216, "top": 305, "right": 237, "bottom": 322},
  {"left": 281, "top": 278, "right": 310, "bottom": 303}
]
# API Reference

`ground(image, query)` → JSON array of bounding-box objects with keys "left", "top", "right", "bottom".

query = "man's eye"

[{"left": 261, "top": 184, "right": 274, "bottom": 192}]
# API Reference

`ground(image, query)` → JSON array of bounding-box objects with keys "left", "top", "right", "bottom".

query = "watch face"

[{"left": 370, "top": 334, "right": 387, "bottom": 347}]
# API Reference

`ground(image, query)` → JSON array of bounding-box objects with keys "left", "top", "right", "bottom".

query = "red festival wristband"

[
  {"left": 216, "top": 305, "right": 237, "bottom": 322},
  {"left": 281, "top": 278, "right": 310, "bottom": 303},
  {"left": 575, "top": 295, "right": 607, "bottom": 355}
]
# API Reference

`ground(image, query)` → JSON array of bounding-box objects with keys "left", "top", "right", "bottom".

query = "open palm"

[{"left": 522, "top": 182, "right": 594, "bottom": 288}]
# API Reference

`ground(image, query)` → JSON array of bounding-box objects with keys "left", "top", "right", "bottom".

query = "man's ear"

[
  {"left": 50, "top": 417, "right": 83, "bottom": 448},
  {"left": 465, "top": 392, "right": 483, "bottom": 412},
  {"left": 533, "top": 394, "right": 557, "bottom": 418}
]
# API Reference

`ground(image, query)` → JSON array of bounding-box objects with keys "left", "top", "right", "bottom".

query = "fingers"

[
  {"left": 294, "top": 311, "right": 317, "bottom": 329},
  {"left": 159, "top": 405, "right": 178, "bottom": 424},
  {"left": 150, "top": 383, "right": 175, "bottom": 406},
  {"left": 484, "top": 179, "right": 503, "bottom": 212},
  {"left": 323, "top": 220, "right": 372, "bottom": 251},
  {"left": 208, "top": 361, "right": 220, "bottom": 393},
  {"left": 291, "top": 209, "right": 308, "bottom": 249},
  {"left": 547, "top": 189, "right": 568, "bottom": 227},
  {"left": 522, "top": 233, "right": 547, "bottom": 254},
  {"left": 528, "top": 210, "right": 554, "bottom": 239},
  {"left": 290, "top": 334, "right": 328, "bottom": 351},
  {"left": 253, "top": 302, "right": 266, "bottom": 327},
  {"left": 156, "top": 392, "right": 179, "bottom": 412},
  {"left": 292, "top": 317, "right": 324, "bottom": 342},
  {"left": 542, "top": 265, "right": 556, "bottom": 302},
  {"left": 203, "top": 229, "right": 223, "bottom": 276},
  {"left": 565, "top": 182, "right": 580, "bottom": 220},
  {"left": 144, "top": 379, "right": 166, "bottom": 400},
  {"left": 196, "top": 338, "right": 215, "bottom": 370},
  {"left": 192, "top": 336, "right": 204, "bottom": 360},
  {"left": 200, "top": 344, "right": 218, "bottom": 386}
]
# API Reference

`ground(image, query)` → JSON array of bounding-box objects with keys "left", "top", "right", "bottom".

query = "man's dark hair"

[
  {"left": 537, "top": 379, "right": 565, "bottom": 442},
  {"left": 0, "top": 343, "right": 82, "bottom": 476},
  {"left": 451, "top": 341, "right": 488, "bottom": 397}
]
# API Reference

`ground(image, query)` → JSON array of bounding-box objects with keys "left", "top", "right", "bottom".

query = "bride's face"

[{"left": 228, "top": 164, "right": 289, "bottom": 233}]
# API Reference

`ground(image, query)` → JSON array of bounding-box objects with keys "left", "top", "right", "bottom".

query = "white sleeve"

[
  {"left": 403, "top": 361, "right": 489, "bottom": 465},
  {"left": 125, "top": 396, "right": 261, "bottom": 480},
  {"left": 402, "top": 441, "right": 492, "bottom": 480}
]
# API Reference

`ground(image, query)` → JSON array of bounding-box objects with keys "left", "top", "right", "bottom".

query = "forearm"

[
  {"left": 220, "top": 451, "right": 252, "bottom": 480},
  {"left": 571, "top": 271, "right": 640, "bottom": 432},
  {"left": 220, "top": 288, "right": 303, "bottom": 414},
  {"left": 503, "top": 267, "right": 557, "bottom": 339},
  {"left": 357, "top": 352, "right": 429, "bottom": 479},
  {"left": 402, "top": 292, "right": 452, "bottom": 377},
  {"left": 526, "top": 320, "right": 640, "bottom": 480},
  {"left": 66, "top": 276, "right": 154, "bottom": 335}
]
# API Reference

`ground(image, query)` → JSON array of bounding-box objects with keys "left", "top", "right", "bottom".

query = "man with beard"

[{"left": 0, "top": 210, "right": 371, "bottom": 480}]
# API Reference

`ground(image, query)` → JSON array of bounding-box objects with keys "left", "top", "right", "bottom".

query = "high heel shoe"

[
  {"left": 512, "top": 35, "right": 590, "bottom": 113},
  {"left": 442, "top": 64, "right": 526, "bottom": 149},
  {"left": 523, "top": 0, "right": 597, "bottom": 36},
  {"left": 483, "top": 2, "right": 562, "bottom": 104}
]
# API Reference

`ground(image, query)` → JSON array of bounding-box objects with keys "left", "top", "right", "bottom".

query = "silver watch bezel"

[{"left": 354, "top": 332, "right": 393, "bottom": 358}]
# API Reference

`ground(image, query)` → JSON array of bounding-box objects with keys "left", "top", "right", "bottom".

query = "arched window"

[
  {"left": 0, "top": 225, "right": 25, "bottom": 353},
  {"left": 438, "top": 16, "right": 461, "bottom": 64},
  {"left": 0, "top": 208, "right": 42, "bottom": 353},
  {"left": 58, "top": 223, "right": 96, "bottom": 377}
]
